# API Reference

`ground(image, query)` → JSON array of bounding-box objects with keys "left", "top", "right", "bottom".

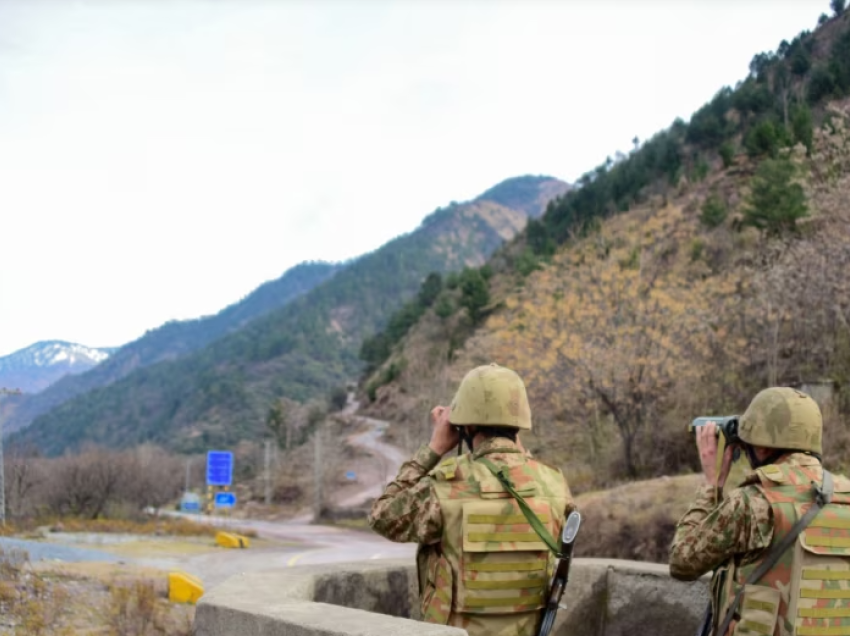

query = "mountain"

[
  {"left": 11, "top": 176, "right": 569, "bottom": 454},
  {"left": 358, "top": 11, "right": 850, "bottom": 487},
  {"left": 1, "top": 261, "right": 341, "bottom": 434},
  {"left": 0, "top": 341, "right": 116, "bottom": 394}
]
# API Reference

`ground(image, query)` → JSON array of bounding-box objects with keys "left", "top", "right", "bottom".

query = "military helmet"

[
  {"left": 448, "top": 363, "right": 531, "bottom": 430},
  {"left": 738, "top": 387, "right": 823, "bottom": 454}
]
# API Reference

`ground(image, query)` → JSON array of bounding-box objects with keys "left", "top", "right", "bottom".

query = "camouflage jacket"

[
  {"left": 668, "top": 454, "right": 823, "bottom": 581},
  {"left": 369, "top": 437, "right": 574, "bottom": 545},
  {"left": 369, "top": 437, "right": 574, "bottom": 636}
]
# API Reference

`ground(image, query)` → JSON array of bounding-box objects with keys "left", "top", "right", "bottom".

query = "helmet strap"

[
  {"left": 743, "top": 444, "right": 790, "bottom": 469},
  {"left": 459, "top": 427, "right": 475, "bottom": 454}
]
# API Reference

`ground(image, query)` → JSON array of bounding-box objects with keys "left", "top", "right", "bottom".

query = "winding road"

[{"left": 3, "top": 408, "right": 416, "bottom": 590}]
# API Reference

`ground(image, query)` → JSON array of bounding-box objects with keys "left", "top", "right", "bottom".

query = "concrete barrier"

[{"left": 194, "top": 558, "right": 709, "bottom": 636}]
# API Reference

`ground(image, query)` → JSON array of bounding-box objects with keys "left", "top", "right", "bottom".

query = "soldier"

[
  {"left": 670, "top": 387, "right": 850, "bottom": 636},
  {"left": 369, "top": 363, "right": 574, "bottom": 636}
]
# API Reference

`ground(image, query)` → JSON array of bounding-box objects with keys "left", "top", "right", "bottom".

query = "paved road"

[
  {"left": 4, "top": 403, "right": 415, "bottom": 591},
  {"left": 336, "top": 414, "right": 407, "bottom": 508},
  {"left": 0, "top": 536, "right": 122, "bottom": 563}
]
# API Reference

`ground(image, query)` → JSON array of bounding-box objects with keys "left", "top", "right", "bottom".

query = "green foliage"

[
  {"left": 689, "top": 239, "right": 705, "bottom": 263},
  {"left": 690, "top": 157, "right": 710, "bottom": 182},
  {"left": 328, "top": 386, "right": 348, "bottom": 412},
  {"left": 790, "top": 47, "right": 811, "bottom": 76},
  {"left": 445, "top": 272, "right": 460, "bottom": 290},
  {"left": 365, "top": 360, "right": 405, "bottom": 402},
  {"left": 515, "top": 247, "right": 543, "bottom": 277},
  {"left": 791, "top": 104, "right": 814, "bottom": 151},
  {"left": 16, "top": 187, "right": 545, "bottom": 455},
  {"left": 360, "top": 272, "right": 445, "bottom": 371},
  {"left": 417, "top": 272, "right": 443, "bottom": 307},
  {"left": 434, "top": 295, "right": 454, "bottom": 319},
  {"left": 743, "top": 158, "right": 808, "bottom": 236},
  {"left": 744, "top": 120, "right": 788, "bottom": 158},
  {"left": 476, "top": 175, "right": 562, "bottom": 217},
  {"left": 809, "top": 65, "right": 837, "bottom": 103},
  {"left": 832, "top": 0, "right": 846, "bottom": 16},
  {"left": 699, "top": 194, "right": 728, "bottom": 228},
  {"left": 459, "top": 267, "right": 491, "bottom": 324},
  {"left": 820, "top": 13, "right": 830, "bottom": 25},
  {"left": 719, "top": 142, "right": 735, "bottom": 168}
]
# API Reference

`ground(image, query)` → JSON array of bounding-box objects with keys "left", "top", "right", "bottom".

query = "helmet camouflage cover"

[
  {"left": 448, "top": 363, "right": 531, "bottom": 430},
  {"left": 738, "top": 387, "right": 823, "bottom": 454}
]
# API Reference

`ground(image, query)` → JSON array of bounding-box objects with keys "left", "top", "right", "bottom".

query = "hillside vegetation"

[
  {"left": 1, "top": 260, "right": 341, "bottom": 434},
  {"left": 12, "top": 177, "right": 568, "bottom": 455},
  {"left": 361, "top": 8, "right": 850, "bottom": 493}
]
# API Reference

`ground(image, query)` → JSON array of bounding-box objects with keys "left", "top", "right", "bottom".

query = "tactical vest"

[
  {"left": 418, "top": 445, "right": 570, "bottom": 636},
  {"left": 714, "top": 460, "right": 850, "bottom": 636}
]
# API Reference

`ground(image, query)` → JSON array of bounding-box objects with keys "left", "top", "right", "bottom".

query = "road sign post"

[
  {"left": 206, "top": 451, "right": 233, "bottom": 487},
  {"left": 206, "top": 451, "right": 234, "bottom": 514}
]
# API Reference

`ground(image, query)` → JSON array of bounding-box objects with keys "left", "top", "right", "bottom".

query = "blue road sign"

[
  {"left": 214, "top": 492, "right": 237, "bottom": 508},
  {"left": 180, "top": 492, "right": 201, "bottom": 513},
  {"left": 345, "top": 471, "right": 356, "bottom": 481},
  {"left": 206, "top": 451, "right": 234, "bottom": 486}
]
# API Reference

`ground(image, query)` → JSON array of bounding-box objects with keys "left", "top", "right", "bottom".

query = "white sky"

[{"left": 0, "top": 0, "right": 831, "bottom": 357}]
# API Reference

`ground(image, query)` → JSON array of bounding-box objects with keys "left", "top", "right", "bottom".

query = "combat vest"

[
  {"left": 714, "top": 457, "right": 850, "bottom": 636},
  {"left": 418, "top": 441, "right": 570, "bottom": 636}
]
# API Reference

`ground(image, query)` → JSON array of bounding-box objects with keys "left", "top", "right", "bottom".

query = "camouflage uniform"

[
  {"left": 369, "top": 436, "right": 574, "bottom": 636},
  {"left": 670, "top": 388, "right": 850, "bottom": 636}
]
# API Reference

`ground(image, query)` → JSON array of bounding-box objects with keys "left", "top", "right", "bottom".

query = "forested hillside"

[
  {"left": 12, "top": 176, "right": 568, "bottom": 455},
  {"left": 1, "top": 260, "right": 340, "bottom": 434},
  {"left": 360, "top": 8, "right": 850, "bottom": 491}
]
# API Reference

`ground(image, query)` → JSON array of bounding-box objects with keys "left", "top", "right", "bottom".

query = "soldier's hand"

[
  {"left": 429, "top": 406, "right": 459, "bottom": 456},
  {"left": 697, "top": 422, "right": 734, "bottom": 488}
]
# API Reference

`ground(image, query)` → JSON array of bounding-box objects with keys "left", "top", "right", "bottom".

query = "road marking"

[{"left": 287, "top": 551, "right": 319, "bottom": 567}]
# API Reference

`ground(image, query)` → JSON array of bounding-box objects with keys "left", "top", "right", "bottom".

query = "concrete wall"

[{"left": 194, "top": 558, "right": 709, "bottom": 636}]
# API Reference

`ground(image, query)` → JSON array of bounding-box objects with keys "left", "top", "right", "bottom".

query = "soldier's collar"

[
  {"left": 776, "top": 452, "right": 821, "bottom": 466},
  {"left": 473, "top": 437, "right": 522, "bottom": 458}
]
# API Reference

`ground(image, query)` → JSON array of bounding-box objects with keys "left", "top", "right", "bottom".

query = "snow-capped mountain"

[{"left": 0, "top": 341, "right": 116, "bottom": 394}]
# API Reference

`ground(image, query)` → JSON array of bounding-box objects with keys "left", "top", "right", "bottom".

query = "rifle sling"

[
  {"left": 477, "top": 457, "right": 560, "bottom": 556},
  {"left": 716, "top": 470, "right": 834, "bottom": 636}
]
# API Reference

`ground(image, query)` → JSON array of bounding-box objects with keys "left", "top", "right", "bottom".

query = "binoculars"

[{"left": 690, "top": 416, "right": 741, "bottom": 445}]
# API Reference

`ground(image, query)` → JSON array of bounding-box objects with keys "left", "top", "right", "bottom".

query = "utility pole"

[
  {"left": 184, "top": 457, "right": 192, "bottom": 493},
  {"left": 313, "top": 425, "right": 323, "bottom": 520},
  {"left": 264, "top": 439, "right": 272, "bottom": 506},
  {"left": 0, "top": 388, "right": 22, "bottom": 527}
]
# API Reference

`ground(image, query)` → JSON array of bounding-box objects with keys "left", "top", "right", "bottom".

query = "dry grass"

[
  {"left": 1, "top": 547, "right": 196, "bottom": 636},
  {"left": 2, "top": 516, "right": 256, "bottom": 539},
  {"left": 0, "top": 546, "right": 74, "bottom": 636},
  {"left": 574, "top": 473, "right": 703, "bottom": 564}
]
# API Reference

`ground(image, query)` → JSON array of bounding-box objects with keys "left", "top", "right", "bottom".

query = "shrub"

[
  {"left": 719, "top": 142, "right": 735, "bottom": 168},
  {"left": 700, "top": 194, "right": 728, "bottom": 228},
  {"left": 743, "top": 158, "right": 808, "bottom": 236},
  {"left": 689, "top": 239, "right": 705, "bottom": 262}
]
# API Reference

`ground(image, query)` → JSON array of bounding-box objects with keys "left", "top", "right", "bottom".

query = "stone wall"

[{"left": 194, "top": 558, "right": 709, "bottom": 636}]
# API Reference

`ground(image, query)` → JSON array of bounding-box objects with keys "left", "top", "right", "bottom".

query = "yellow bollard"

[
  {"left": 168, "top": 572, "right": 204, "bottom": 604},
  {"left": 215, "top": 531, "right": 250, "bottom": 549}
]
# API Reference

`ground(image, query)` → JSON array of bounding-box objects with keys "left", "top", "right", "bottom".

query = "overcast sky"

[{"left": 0, "top": 0, "right": 831, "bottom": 357}]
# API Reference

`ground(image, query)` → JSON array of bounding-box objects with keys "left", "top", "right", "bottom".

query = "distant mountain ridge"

[
  {"left": 1, "top": 261, "right": 341, "bottom": 434},
  {"left": 0, "top": 341, "right": 116, "bottom": 394},
  {"left": 12, "top": 175, "right": 569, "bottom": 454}
]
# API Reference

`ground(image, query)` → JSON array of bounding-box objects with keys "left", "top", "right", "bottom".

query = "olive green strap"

[{"left": 477, "top": 457, "right": 560, "bottom": 555}]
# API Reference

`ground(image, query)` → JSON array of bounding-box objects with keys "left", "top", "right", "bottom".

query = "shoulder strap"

[
  {"left": 716, "top": 470, "right": 834, "bottom": 636},
  {"left": 477, "top": 456, "right": 560, "bottom": 555}
]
